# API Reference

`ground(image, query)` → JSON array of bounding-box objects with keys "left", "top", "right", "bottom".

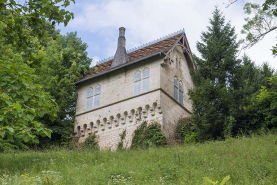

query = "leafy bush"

[
  {"left": 176, "top": 117, "right": 198, "bottom": 143},
  {"left": 82, "top": 135, "right": 98, "bottom": 150},
  {"left": 131, "top": 122, "right": 167, "bottom": 149},
  {"left": 0, "top": 61, "right": 57, "bottom": 152},
  {"left": 117, "top": 130, "right": 126, "bottom": 150}
]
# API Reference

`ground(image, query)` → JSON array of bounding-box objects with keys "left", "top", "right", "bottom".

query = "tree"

[
  {"left": 189, "top": 8, "right": 242, "bottom": 140},
  {"left": 32, "top": 32, "right": 93, "bottom": 145},
  {"left": 0, "top": 0, "right": 74, "bottom": 56},
  {"left": 241, "top": 1, "right": 277, "bottom": 56},
  {"left": 0, "top": 44, "right": 57, "bottom": 152}
]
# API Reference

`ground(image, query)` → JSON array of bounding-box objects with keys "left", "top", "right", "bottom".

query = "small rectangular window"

[
  {"left": 86, "top": 97, "right": 93, "bottom": 111},
  {"left": 134, "top": 81, "right": 140, "bottom": 95},
  {"left": 94, "top": 94, "right": 100, "bottom": 108},
  {"left": 179, "top": 91, "right": 183, "bottom": 105},
  {"left": 174, "top": 86, "right": 178, "bottom": 100},
  {"left": 142, "top": 78, "right": 149, "bottom": 93}
]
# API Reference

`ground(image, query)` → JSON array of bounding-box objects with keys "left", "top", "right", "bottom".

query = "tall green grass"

[{"left": 0, "top": 134, "right": 276, "bottom": 184}]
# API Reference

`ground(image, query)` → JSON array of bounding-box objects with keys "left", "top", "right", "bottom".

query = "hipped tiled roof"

[{"left": 79, "top": 33, "right": 183, "bottom": 82}]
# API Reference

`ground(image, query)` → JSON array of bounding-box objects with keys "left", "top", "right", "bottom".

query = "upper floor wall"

[
  {"left": 76, "top": 55, "right": 164, "bottom": 115},
  {"left": 160, "top": 45, "right": 194, "bottom": 112}
]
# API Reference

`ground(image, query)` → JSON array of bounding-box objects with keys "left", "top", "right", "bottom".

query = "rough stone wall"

[
  {"left": 74, "top": 45, "right": 194, "bottom": 150},
  {"left": 160, "top": 45, "right": 194, "bottom": 143},
  {"left": 75, "top": 56, "right": 164, "bottom": 150}
]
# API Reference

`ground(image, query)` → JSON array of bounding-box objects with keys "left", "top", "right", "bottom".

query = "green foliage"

[
  {"left": 203, "top": 175, "right": 230, "bottom": 185},
  {"left": 242, "top": 1, "right": 277, "bottom": 56},
  {"left": 32, "top": 32, "right": 93, "bottom": 146},
  {"left": 0, "top": 134, "right": 276, "bottom": 184},
  {"left": 189, "top": 8, "right": 242, "bottom": 140},
  {"left": 0, "top": 60, "right": 57, "bottom": 152},
  {"left": 176, "top": 117, "right": 198, "bottom": 143},
  {"left": 0, "top": 0, "right": 74, "bottom": 55},
  {"left": 131, "top": 122, "right": 167, "bottom": 149},
  {"left": 244, "top": 77, "right": 277, "bottom": 132},
  {"left": 82, "top": 135, "right": 98, "bottom": 150},
  {"left": 117, "top": 130, "right": 126, "bottom": 150}
]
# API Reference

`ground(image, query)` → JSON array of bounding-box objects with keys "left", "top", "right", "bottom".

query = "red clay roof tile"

[{"left": 80, "top": 33, "right": 183, "bottom": 81}]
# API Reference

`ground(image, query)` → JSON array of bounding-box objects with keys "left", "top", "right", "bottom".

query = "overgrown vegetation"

[
  {"left": 118, "top": 129, "right": 126, "bottom": 150},
  {"left": 0, "top": 134, "right": 276, "bottom": 184},
  {"left": 131, "top": 122, "right": 167, "bottom": 149},
  {"left": 176, "top": 117, "right": 198, "bottom": 143}
]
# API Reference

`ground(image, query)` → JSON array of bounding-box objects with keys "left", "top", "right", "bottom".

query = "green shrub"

[
  {"left": 82, "top": 135, "right": 98, "bottom": 150},
  {"left": 176, "top": 117, "right": 198, "bottom": 143},
  {"left": 131, "top": 122, "right": 167, "bottom": 149},
  {"left": 117, "top": 130, "right": 126, "bottom": 150}
]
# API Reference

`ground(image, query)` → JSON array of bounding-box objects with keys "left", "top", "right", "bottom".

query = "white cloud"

[
  {"left": 91, "top": 56, "right": 100, "bottom": 67},
  {"left": 68, "top": 0, "right": 276, "bottom": 69}
]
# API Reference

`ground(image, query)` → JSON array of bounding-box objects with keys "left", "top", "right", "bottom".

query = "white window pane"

[
  {"left": 174, "top": 78, "right": 178, "bottom": 85},
  {"left": 86, "top": 97, "right": 93, "bottom": 110},
  {"left": 87, "top": 89, "right": 93, "bottom": 97},
  {"left": 134, "top": 81, "right": 140, "bottom": 95},
  {"left": 95, "top": 86, "right": 101, "bottom": 94},
  {"left": 143, "top": 70, "right": 150, "bottom": 78},
  {"left": 94, "top": 94, "right": 100, "bottom": 108},
  {"left": 179, "top": 91, "right": 183, "bottom": 105},
  {"left": 179, "top": 82, "right": 183, "bottom": 91},
  {"left": 142, "top": 77, "right": 149, "bottom": 93},
  {"left": 134, "top": 73, "right": 141, "bottom": 81},
  {"left": 174, "top": 86, "right": 178, "bottom": 100}
]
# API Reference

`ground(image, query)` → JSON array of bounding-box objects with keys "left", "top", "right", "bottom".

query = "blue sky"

[{"left": 57, "top": 0, "right": 276, "bottom": 69}]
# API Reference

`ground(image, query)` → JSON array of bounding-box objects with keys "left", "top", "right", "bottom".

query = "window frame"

[
  {"left": 142, "top": 68, "right": 150, "bottom": 93},
  {"left": 134, "top": 71, "right": 141, "bottom": 96},
  {"left": 86, "top": 88, "right": 94, "bottom": 111},
  {"left": 94, "top": 85, "right": 101, "bottom": 108}
]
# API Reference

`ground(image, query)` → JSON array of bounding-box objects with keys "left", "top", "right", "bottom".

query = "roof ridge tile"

[{"left": 96, "top": 28, "right": 185, "bottom": 65}]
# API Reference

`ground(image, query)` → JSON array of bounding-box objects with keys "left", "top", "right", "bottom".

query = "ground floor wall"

[
  {"left": 74, "top": 90, "right": 162, "bottom": 151},
  {"left": 74, "top": 89, "right": 192, "bottom": 150},
  {"left": 160, "top": 90, "right": 191, "bottom": 144}
]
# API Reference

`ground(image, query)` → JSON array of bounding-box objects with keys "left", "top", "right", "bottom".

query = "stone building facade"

[{"left": 74, "top": 28, "right": 195, "bottom": 150}]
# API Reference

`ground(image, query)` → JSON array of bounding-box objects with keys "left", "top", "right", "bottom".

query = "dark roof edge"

[{"left": 75, "top": 52, "right": 165, "bottom": 85}]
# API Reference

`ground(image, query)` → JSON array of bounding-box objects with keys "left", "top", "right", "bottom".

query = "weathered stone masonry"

[{"left": 74, "top": 28, "right": 195, "bottom": 150}]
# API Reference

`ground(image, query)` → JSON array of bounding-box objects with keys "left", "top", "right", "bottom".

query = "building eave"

[{"left": 75, "top": 52, "right": 165, "bottom": 85}]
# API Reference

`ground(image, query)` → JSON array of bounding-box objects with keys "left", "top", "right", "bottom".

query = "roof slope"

[{"left": 78, "top": 32, "right": 184, "bottom": 83}]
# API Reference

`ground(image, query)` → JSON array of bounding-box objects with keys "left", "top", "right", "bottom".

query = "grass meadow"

[{"left": 0, "top": 134, "right": 277, "bottom": 185}]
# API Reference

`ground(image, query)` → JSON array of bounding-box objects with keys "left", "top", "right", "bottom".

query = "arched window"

[
  {"left": 94, "top": 85, "right": 101, "bottom": 108},
  {"left": 142, "top": 68, "right": 150, "bottom": 93},
  {"left": 134, "top": 71, "right": 141, "bottom": 95},
  {"left": 174, "top": 77, "right": 178, "bottom": 101},
  {"left": 179, "top": 81, "right": 184, "bottom": 105},
  {"left": 86, "top": 89, "right": 93, "bottom": 111}
]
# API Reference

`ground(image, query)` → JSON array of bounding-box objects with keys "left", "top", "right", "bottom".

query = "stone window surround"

[
  {"left": 85, "top": 84, "right": 101, "bottom": 111},
  {"left": 174, "top": 76, "right": 184, "bottom": 105},
  {"left": 133, "top": 68, "right": 150, "bottom": 96}
]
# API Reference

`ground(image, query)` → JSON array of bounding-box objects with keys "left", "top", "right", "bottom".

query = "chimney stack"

[{"left": 111, "top": 27, "right": 129, "bottom": 68}]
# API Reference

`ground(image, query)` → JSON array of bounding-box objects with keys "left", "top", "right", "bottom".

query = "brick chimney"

[{"left": 111, "top": 27, "right": 129, "bottom": 68}]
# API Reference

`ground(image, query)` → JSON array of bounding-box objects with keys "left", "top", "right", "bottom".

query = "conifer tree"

[{"left": 189, "top": 8, "right": 242, "bottom": 140}]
